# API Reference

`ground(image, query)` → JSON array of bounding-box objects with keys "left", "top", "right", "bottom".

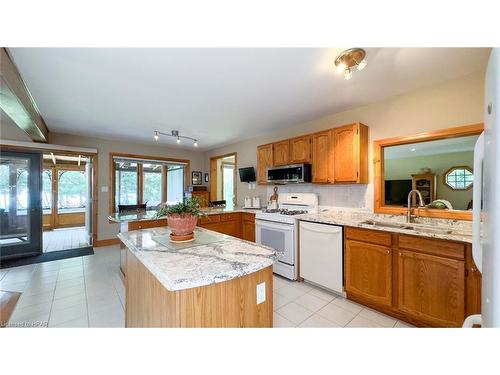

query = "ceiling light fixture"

[
  {"left": 153, "top": 130, "right": 199, "bottom": 147},
  {"left": 334, "top": 48, "right": 368, "bottom": 80}
]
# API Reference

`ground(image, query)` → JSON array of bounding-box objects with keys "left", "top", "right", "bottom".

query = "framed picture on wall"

[
  {"left": 192, "top": 171, "right": 203, "bottom": 185},
  {"left": 204, "top": 173, "right": 209, "bottom": 183}
]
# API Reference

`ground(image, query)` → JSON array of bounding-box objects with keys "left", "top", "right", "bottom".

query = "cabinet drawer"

[
  {"left": 242, "top": 212, "right": 255, "bottom": 222},
  {"left": 398, "top": 235, "right": 465, "bottom": 260},
  {"left": 128, "top": 219, "right": 168, "bottom": 231},
  {"left": 198, "top": 214, "right": 220, "bottom": 225},
  {"left": 220, "top": 212, "right": 241, "bottom": 222},
  {"left": 345, "top": 227, "right": 392, "bottom": 247}
]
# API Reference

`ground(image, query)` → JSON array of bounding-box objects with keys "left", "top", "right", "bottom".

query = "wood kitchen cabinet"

[
  {"left": 345, "top": 230, "right": 393, "bottom": 308},
  {"left": 273, "top": 140, "right": 290, "bottom": 166},
  {"left": 344, "top": 227, "right": 478, "bottom": 327},
  {"left": 256, "top": 122, "right": 368, "bottom": 185},
  {"left": 397, "top": 249, "right": 465, "bottom": 327},
  {"left": 241, "top": 212, "right": 256, "bottom": 242},
  {"left": 257, "top": 143, "right": 273, "bottom": 184},
  {"left": 333, "top": 123, "right": 368, "bottom": 183},
  {"left": 289, "top": 135, "right": 311, "bottom": 163},
  {"left": 311, "top": 130, "right": 333, "bottom": 183}
]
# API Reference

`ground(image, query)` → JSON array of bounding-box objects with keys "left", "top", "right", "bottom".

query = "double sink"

[{"left": 361, "top": 219, "right": 457, "bottom": 235}]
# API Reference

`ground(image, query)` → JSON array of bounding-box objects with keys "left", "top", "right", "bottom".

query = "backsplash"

[{"left": 265, "top": 183, "right": 374, "bottom": 210}]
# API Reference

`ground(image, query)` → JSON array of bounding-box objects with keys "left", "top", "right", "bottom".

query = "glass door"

[{"left": 0, "top": 151, "right": 42, "bottom": 259}]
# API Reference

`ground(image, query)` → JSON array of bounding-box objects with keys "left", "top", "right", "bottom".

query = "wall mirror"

[{"left": 373, "top": 123, "right": 484, "bottom": 220}]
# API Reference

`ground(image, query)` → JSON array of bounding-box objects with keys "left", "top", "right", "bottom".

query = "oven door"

[{"left": 256, "top": 219, "right": 295, "bottom": 265}]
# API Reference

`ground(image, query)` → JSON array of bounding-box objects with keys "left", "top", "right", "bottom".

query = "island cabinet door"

[
  {"left": 345, "top": 239, "right": 393, "bottom": 308},
  {"left": 397, "top": 250, "right": 465, "bottom": 327}
]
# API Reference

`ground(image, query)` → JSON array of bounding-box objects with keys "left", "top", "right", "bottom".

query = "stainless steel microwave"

[{"left": 267, "top": 164, "right": 312, "bottom": 184}]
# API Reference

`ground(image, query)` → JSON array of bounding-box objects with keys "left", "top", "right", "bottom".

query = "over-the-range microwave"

[{"left": 267, "top": 163, "right": 312, "bottom": 184}]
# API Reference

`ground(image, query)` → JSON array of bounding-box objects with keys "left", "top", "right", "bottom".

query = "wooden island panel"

[{"left": 125, "top": 249, "right": 273, "bottom": 328}]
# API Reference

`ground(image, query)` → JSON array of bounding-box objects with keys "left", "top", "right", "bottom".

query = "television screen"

[
  {"left": 239, "top": 167, "right": 256, "bottom": 182},
  {"left": 385, "top": 179, "right": 412, "bottom": 205}
]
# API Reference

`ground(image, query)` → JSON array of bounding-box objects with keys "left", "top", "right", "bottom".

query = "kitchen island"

[{"left": 118, "top": 226, "right": 277, "bottom": 328}]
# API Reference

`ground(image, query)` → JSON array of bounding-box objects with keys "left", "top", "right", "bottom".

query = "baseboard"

[{"left": 94, "top": 238, "right": 121, "bottom": 247}]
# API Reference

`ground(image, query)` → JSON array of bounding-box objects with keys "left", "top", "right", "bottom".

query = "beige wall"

[
  {"left": 385, "top": 151, "right": 474, "bottom": 210},
  {"left": 204, "top": 72, "right": 485, "bottom": 208},
  {"left": 48, "top": 132, "right": 207, "bottom": 241}
]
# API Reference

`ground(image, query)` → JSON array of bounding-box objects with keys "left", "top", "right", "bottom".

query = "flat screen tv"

[
  {"left": 385, "top": 179, "right": 412, "bottom": 205},
  {"left": 239, "top": 167, "right": 256, "bottom": 182}
]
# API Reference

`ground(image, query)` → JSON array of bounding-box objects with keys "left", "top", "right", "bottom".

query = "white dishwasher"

[{"left": 299, "top": 221, "right": 343, "bottom": 295}]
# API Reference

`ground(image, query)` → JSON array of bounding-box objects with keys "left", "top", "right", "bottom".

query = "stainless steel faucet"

[{"left": 407, "top": 189, "right": 425, "bottom": 223}]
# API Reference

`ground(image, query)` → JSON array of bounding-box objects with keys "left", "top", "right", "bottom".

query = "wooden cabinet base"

[{"left": 125, "top": 250, "right": 273, "bottom": 327}]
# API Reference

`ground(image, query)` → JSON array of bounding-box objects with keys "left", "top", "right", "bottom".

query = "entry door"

[{"left": 0, "top": 151, "right": 42, "bottom": 259}]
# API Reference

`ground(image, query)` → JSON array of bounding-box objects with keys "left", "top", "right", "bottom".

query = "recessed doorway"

[{"left": 209, "top": 153, "right": 237, "bottom": 208}]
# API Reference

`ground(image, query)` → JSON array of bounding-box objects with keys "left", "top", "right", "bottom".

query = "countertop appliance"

[
  {"left": 465, "top": 48, "right": 499, "bottom": 328},
  {"left": 255, "top": 192, "right": 318, "bottom": 279},
  {"left": 267, "top": 164, "right": 312, "bottom": 184},
  {"left": 299, "top": 221, "right": 344, "bottom": 295}
]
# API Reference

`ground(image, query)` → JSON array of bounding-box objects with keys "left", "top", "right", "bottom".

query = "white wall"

[{"left": 204, "top": 72, "right": 485, "bottom": 209}]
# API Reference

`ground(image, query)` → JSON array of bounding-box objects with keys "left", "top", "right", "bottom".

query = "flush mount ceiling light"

[
  {"left": 334, "top": 48, "right": 367, "bottom": 80},
  {"left": 153, "top": 130, "right": 199, "bottom": 147}
]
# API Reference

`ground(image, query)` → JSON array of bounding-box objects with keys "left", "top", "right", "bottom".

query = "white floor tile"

[
  {"left": 345, "top": 315, "right": 383, "bottom": 328},
  {"left": 317, "top": 302, "right": 358, "bottom": 326},
  {"left": 294, "top": 293, "right": 330, "bottom": 313},
  {"left": 276, "top": 302, "right": 314, "bottom": 325},
  {"left": 358, "top": 308, "right": 397, "bottom": 328},
  {"left": 307, "top": 287, "right": 337, "bottom": 302},
  {"left": 394, "top": 320, "right": 415, "bottom": 328},
  {"left": 52, "top": 316, "right": 89, "bottom": 328},
  {"left": 16, "top": 291, "right": 54, "bottom": 308},
  {"left": 49, "top": 303, "right": 87, "bottom": 327},
  {"left": 51, "top": 293, "right": 86, "bottom": 311},
  {"left": 276, "top": 285, "right": 307, "bottom": 300},
  {"left": 330, "top": 297, "right": 364, "bottom": 314},
  {"left": 273, "top": 313, "right": 296, "bottom": 328},
  {"left": 298, "top": 314, "right": 341, "bottom": 328}
]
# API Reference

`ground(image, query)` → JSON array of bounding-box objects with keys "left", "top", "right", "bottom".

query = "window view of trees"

[
  {"left": 42, "top": 169, "right": 52, "bottom": 213},
  {"left": 113, "top": 158, "right": 185, "bottom": 210},
  {"left": 58, "top": 170, "right": 86, "bottom": 212},
  {"left": 143, "top": 163, "right": 162, "bottom": 208}
]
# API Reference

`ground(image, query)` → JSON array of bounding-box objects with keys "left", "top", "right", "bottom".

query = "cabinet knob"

[
  {"left": 386, "top": 250, "right": 390, "bottom": 255},
  {"left": 399, "top": 252, "right": 402, "bottom": 256}
]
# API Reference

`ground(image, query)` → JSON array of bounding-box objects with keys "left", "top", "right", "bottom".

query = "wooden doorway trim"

[
  {"left": 373, "top": 123, "right": 484, "bottom": 221},
  {"left": 209, "top": 152, "right": 237, "bottom": 203}
]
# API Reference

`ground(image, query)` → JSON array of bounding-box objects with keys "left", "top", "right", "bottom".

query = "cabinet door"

[
  {"left": 273, "top": 140, "right": 290, "bottom": 166},
  {"left": 345, "top": 239, "right": 393, "bottom": 307},
  {"left": 311, "top": 131, "right": 332, "bottom": 183},
  {"left": 257, "top": 144, "right": 273, "bottom": 184},
  {"left": 333, "top": 124, "right": 358, "bottom": 183},
  {"left": 398, "top": 250, "right": 465, "bottom": 327},
  {"left": 289, "top": 135, "right": 311, "bottom": 163},
  {"left": 242, "top": 220, "right": 255, "bottom": 242}
]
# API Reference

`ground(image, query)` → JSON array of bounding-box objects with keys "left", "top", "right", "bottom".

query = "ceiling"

[
  {"left": 384, "top": 135, "right": 480, "bottom": 159},
  {"left": 7, "top": 48, "right": 490, "bottom": 150}
]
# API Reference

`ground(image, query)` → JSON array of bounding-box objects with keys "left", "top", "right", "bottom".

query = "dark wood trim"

[
  {"left": 94, "top": 238, "right": 121, "bottom": 247},
  {"left": 0, "top": 290, "right": 21, "bottom": 327},
  {"left": 373, "top": 123, "right": 484, "bottom": 221},
  {"left": 0, "top": 48, "right": 49, "bottom": 142}
]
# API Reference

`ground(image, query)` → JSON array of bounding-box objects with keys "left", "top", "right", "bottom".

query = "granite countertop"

[
  {"left": 108, "top": 206, "right": 262, "bottom": 223},
  {"left": 297, "top": 209, "right": 473, "bottom": 244},
  {"left": 118, "top": 226, "right": 279, "bottom": 291}
]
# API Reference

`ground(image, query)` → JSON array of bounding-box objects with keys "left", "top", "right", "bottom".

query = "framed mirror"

[{"left": 373, "top": 123, "right": 484, "bottom": 221}]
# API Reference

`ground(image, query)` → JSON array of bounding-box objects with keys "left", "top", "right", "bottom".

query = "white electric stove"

[{"left": 255, "top": 193, "right": 318, "bottom": 280}]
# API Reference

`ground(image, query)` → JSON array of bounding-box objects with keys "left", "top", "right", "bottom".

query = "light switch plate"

[
  {"left": 101, "top": 186, "right": 108, "bottom": 193},
  {"left": 256, "top": 282, "right": 266, "bottom": 304}
]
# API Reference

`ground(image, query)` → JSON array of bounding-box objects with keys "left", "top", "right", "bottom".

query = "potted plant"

[{"left": 156, "top": 197, "right": 205, "bottom": 242}]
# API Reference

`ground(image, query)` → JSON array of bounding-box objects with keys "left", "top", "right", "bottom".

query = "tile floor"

[
  {"left": 1, "top": 244, "right": 413, "bottom": 328},
  {"left": 43, "top": 227, "right": 90, "bottom": 253}
]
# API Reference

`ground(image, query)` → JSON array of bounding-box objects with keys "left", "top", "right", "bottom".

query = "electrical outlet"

[{"left": 256, "top": 282, "right": 266, "bottom": 304}]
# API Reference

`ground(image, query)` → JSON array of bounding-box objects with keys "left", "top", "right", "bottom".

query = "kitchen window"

[{"left": 110, "top": 153, "right": 190, "bottom": 213}]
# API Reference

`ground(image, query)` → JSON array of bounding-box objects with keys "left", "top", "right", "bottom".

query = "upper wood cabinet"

[
  {"left": 345, "top": 238, "right": 393, "bottom": 308},
  {"left": 333, "top": 123, "right": 368, "bottom": 183},
  {"left": 273, "top": 140, "right": 290, "bottom": 166},
  {"left": 289, "top": 135, "right": 311, "bottom": 163},
  {"left": 311, "top": 130, "right": 333, "bottom": 183},
  {"left": 256, "top": 144, "right": 273, "bottom": 184}
]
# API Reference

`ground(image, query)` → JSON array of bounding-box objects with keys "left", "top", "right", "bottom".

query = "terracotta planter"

[{"left": 167, "top": 214, "right": 198, "bottom": 237}]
